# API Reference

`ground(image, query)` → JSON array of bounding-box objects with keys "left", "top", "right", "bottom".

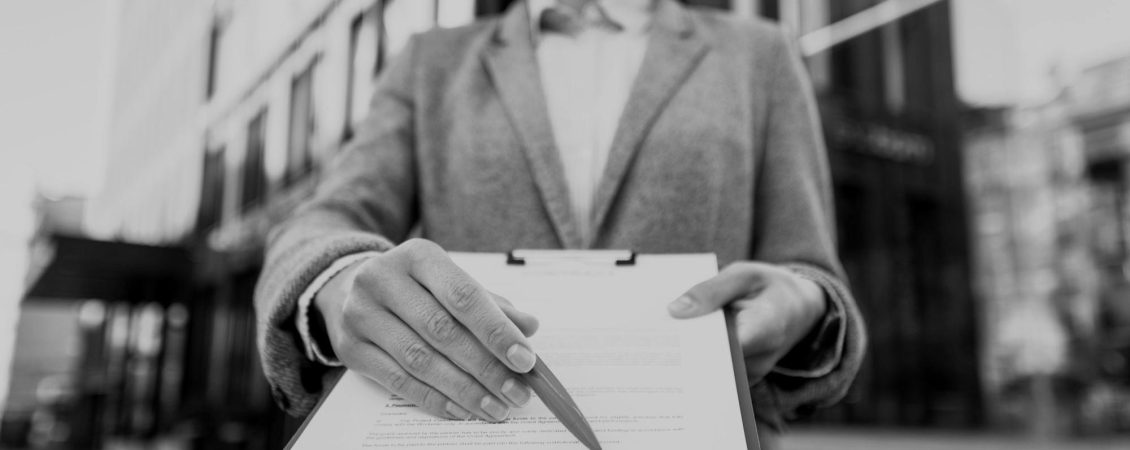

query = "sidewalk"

[{"left": 782, "top": 428, "right": 1130, "bottom": 450}]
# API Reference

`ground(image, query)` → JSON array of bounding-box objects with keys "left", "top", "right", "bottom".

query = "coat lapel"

[
  {"left": 482, "top": 2, "right": 584, "bottom": 249},
  {"left": 588, "top": 0, "right": 708, "bottom": 245}
]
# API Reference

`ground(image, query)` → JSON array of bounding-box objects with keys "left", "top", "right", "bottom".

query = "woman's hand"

[
  {"left": 667, "top": 262, "right": 826, "bottom": 383},
  {"left": 314, "top": 239, "right": 540, "bottom": 422}
]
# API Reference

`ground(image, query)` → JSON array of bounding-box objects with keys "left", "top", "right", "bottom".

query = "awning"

[
  {"left": 797, "top": 0, "right": 944, "bottom": 56},
  {"left": 24, "top": 234, "right": 192, "bottom": 303}
]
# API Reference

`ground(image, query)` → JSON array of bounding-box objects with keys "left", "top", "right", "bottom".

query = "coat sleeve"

[
  {"left": 253, "top": 36, "right": 422, "bottom": 417},
  {"left": 747, "top": 26, "right": 867, "bottom": 424}
]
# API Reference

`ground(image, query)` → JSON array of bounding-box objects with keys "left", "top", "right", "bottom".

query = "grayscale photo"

[{"left": 1, "top": 1, "right": 1129, "bottom": 449}]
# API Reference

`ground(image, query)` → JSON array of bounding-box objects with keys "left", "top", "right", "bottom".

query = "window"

[
  {"left": 798, "top": 0, "right": 832, "bottom": 92},
  {"left": 286, "top": 60, "right": 317, "bottom": 186},
  {"left": 345, "top": 6, "right": 381, "bottom": 140},
  {"left": 241, "top": 109, "right": 268, "bottom": 212},
  {"left": 382, "top": 0, "right": 437, "bottom": 64},
  {"left": 1089, "top": 159, "right": 1127, "bottom": 269},
  {"left": 436, "top": 0, "right": 475, "bottom": 28},
  {"left": 880, "top": 22, "right": 906, "bottom": 113},
  {"left": 205, "top": 20, "right": 223, "bottom": 100},
  {"left": 196, "top": 147, "right": 225, "bottom": 231},
  {"left": 378, "top": 0, "right": 474, "bottom": 75},
  {"left": 475, "top": 0, "right": 517, "bottom": 16},
  {"left": 758, "top": 0, "right": 779, "bottom": 19}
]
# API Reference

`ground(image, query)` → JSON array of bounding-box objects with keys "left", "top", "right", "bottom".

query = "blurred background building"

[
  {"left": 961, "top": 50, "right": 1130, "bottom": 437},
  {"left": 4, "top": 0, "right": 1130, "bottom": 449}
]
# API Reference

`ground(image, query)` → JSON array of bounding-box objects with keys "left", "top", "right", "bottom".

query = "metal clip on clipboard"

[{"left": 506, "top": 249, "right": 637, "bottom": 266}]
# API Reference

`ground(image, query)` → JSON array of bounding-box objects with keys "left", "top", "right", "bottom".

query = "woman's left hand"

[{"left": 667, "top": 262, "right": 826, "bottom": 383}]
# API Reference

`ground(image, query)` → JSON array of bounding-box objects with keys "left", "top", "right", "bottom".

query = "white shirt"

[
  {"left": 297, "top": 0, "right": 655, "bottom": 365},
  {"left": 530, "top": 0, "right": 652, "bottom": 241}
]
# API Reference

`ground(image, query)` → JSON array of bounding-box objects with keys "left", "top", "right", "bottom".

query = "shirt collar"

[{"left": 527, "top": 0, "right": 655, "bottom": 36}]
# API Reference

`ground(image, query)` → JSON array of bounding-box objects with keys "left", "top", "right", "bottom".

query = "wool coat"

[{"left": 255, "top": 0, "right": 866, "bottom": 431}]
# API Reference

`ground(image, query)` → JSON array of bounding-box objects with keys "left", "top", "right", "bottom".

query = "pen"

[{"left": 521, "top": 357, "right": 602, "bottom": 450}]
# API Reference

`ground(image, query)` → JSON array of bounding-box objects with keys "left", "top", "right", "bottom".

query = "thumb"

[{"left": 668, "top": 264, "right": 765, "bottom": 319}]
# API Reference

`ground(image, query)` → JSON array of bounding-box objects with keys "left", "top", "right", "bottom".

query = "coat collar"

[
  {"left": 493, "top": 0, "right": 692, "bottom": 45},
  {"left": 526, "top": 0, "right": 656, "bottom": 36},
  {"left": 484, "top": 0, "right": 708, "bottom": 248}
]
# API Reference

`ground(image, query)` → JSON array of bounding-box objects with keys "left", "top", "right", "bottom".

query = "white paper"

[{"left": 290, "top": 253, "right": 750, "bottom": 449}]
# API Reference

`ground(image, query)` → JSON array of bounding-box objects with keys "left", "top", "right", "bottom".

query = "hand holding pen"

[
  {"left": 313, "top": 239, "right": 540, "bottom": 422},
  {"left": 312, "top": 238, "right": 601, "bottom": 448}
]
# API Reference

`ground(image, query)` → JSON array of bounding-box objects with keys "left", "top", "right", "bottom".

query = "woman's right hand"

[{"left": 314, "top": 239, "right": 540, "bottom": 422}]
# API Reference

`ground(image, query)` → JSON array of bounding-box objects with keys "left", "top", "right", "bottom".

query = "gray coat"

[{"left": 255, "top": 0, "right": 866, "bottom": 430}]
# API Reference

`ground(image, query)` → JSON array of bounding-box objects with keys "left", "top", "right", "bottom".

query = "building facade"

[
  {"left": 957, "top": 50, "right": 1130, "bottom": 435},
  {"left": 963, "top": 100, "right": 1099, "bottom": 433},
  {"left": 766, "top": 0, "right": 981, "bottom": 427},
  {"left": 36, "top": 0, "right": 975, "bottom": 447},
  {"left": 1068, "top": 52, "right": 1130, "bottom": 431}
]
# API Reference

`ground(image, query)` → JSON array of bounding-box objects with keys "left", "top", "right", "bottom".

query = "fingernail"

[
  {"left": 481, "top": 396, "right": 510, "bottom": 421},
  {"left": 501, "top": 378, "right": 531, "bottom": 406},
  {"left": 446, "top": 401, "right": 472, "bottom": 420},
  {"left": 668, "top": 296, "right": 696, "bottom": 314},
  {"left": 506, "top": 344, "right": 536, "bottom": 372}
]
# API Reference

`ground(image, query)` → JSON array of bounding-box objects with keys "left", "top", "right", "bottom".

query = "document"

[{"left": 289, "top": 252, "right": 756, "bottom": 449}]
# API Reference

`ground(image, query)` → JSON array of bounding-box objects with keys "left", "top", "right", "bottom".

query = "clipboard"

[
  {"left": 505, "top": 250, "right": 760, "bottom": 449},
  {"left": 286, "top": 250, "right": 761, "bottom": 450}
]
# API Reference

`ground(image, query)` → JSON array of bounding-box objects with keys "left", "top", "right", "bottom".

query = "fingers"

[
  {"left": 731, "top": 286, "right": 796, "bottom": 383},
  {"left": 745, "top": 354, "right": 777, "bottom": 385},
  {"left": 336, "top": 239, "right": 544, "bottom": 421},
  {"left": 668, "top": 263, "right": 771, "bottom": 318},
  {"left": 345, "top": 341, "right": 473, "bottom": 420},
  {"left": 375, "top": 278, "right": 533, "bottom": 408},
  {"left": 398, "top": 239, "right": 537, "bottom": 373},
  {"left": 353, "top": 307, "right": 515, "bottom": 422},
  {"left": 741, "top": 303, "right": 789, "bottom": 383},
  {"left": 668, "top": 261, "right": 829, "bottom": 385},
  {"left": 731, "top": 296, "right": 789, "bottom": 357}
]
